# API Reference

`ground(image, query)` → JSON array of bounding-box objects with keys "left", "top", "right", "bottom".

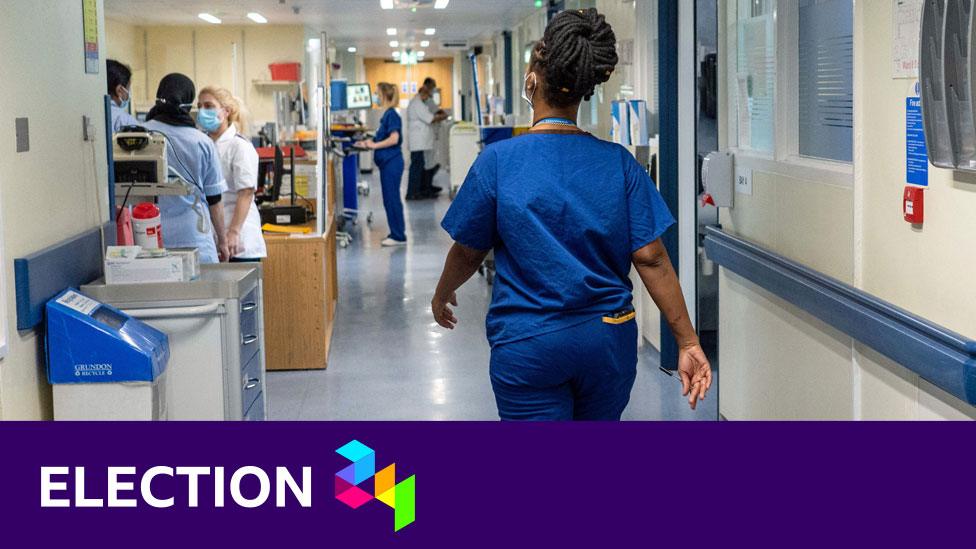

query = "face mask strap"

[{"left": 522, "top": 72, "right": 537, "bottom": 110}]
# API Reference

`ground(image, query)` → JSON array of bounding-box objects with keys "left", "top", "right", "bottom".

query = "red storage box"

[{"left": 269, "top": 62, "right": 300, "bottom": 81}]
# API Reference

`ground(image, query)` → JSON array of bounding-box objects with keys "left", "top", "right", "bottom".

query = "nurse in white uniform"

[
  {"left": 197, "top": 86, "right": 267, "bottom": 262},
  {"left": 142, "top": 73, "right": 229, "bottom": 264}
]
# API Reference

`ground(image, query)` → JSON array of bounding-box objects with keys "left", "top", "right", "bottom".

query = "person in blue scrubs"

[
  {"left": 107, "top": 59, "right": 139, "bottom": 133},
  {"left": 142, "top": 73, "right": 228, "bottom": 264},
  {"left": 359, "top": 82, "right": 407, "bottom": 247},
  {"left": 434, "top": 8, "right": 712, "bottom": 420}
]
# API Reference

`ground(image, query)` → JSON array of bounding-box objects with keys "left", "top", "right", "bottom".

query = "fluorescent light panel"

[
  {"left": 380, "top": 0, "right": 394, "bottom": 9},
  {"left": 435, "top": 0, "right": 450, "bottom": 8},
  {"left": 424, "top": 28, "right": 436, "bottom": 35},
  {"left": 386, "top": 27, "right": 397, "bottom": 36},
  {"left": 347, "top": 46, "right": 357, "bottom": 53},
  {"left": 420, "top": 40, "right": 430, "bottom": 47},
  {"left": 198, "top": 13, "right": 221, "bottom": 24},
  {"left": 389, "top": 40, "right": 399, "bottom": 47},
  {"left": 246, "top": 12, "right": 267, "bottom": 23}
]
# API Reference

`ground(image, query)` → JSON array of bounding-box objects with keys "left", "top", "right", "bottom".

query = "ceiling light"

[
  {"left": 392, "top": 51, "right": 401, "bottom": 57},
  {"left": 198, "top": 13, "right": 221, "bottom": 24},
  {"left": 348, "top": 46, "right": 357, "bottom": 53},
  {"left": 246, "top": 12, "right": 267, "bottom": 23},
  {"left": 417, "top": 51, "right": 426, "bottom": 57},
  {"left": 424, "top": 28, "right": 436, "bottom": 35},
  {"left": 420, "top": 40, "right": 430, "bottom": 47},
  {"left": 380, "top": 0, "right": 394, "bottom": 9},
  {"left": 435, "top": 0, "right": 450, "bottom": 8},
  {"left": 389, "top": 40, "right": 399, "bottom": 47},
  {"left": 386, "top": 27, "right": 397, "bottom": 36}
]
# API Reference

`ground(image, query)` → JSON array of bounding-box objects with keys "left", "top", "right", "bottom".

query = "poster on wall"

[
  {"left": 906, "top": 91, "right": 928, "bottom": 186},
  {"left": 892, "top": 0, "right": 922, "bottom": 79},
  {"left": 82, "top": 0, "right": 99, "bottom": 74}
]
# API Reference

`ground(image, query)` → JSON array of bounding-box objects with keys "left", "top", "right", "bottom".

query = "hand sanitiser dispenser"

[{"left": 46, "top": 289, "right": 170, "bottom": 420}]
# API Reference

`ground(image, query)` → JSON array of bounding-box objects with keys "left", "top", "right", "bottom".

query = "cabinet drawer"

[
  {"left": 239, "top": 288, "right": 260, "bottom": 366},
  {"left": 241, "top": 353, "right": 263, "bottom": 415},
  {"left": 240, "top": 288, "right": 259, "bottom": 333},
  {"left": 244, "top": 391, "right": 265, "bottom": 421}
]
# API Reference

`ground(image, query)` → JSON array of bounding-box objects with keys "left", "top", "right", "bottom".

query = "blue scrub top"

[
  {"left": 110, "top": 103, "right": 140, "bottom": 133},
  {"left": 441, "top": 132, "right": 675, "bottom": 347},
  {"left": 372, "top": 108, "right": 403, "bottom": 165},
  {"left": 142, "top": 120, "right": 227, "bottom": 263}
]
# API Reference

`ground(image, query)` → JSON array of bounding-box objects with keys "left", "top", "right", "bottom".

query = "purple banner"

[{"left": 0, "top": 422, "right": 972, "bottom": 547}]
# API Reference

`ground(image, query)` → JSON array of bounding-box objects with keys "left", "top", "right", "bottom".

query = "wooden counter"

[{"left": 262, "top": 217, "right": 338, "bottom": 370}]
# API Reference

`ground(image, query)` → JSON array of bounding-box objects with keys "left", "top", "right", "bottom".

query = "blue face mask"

[
  {"left": 197, "top": 108, "right": 222, "bottom": 133},
  {"left": 118, "top": 88, "right": 130, "bottom": 111}
]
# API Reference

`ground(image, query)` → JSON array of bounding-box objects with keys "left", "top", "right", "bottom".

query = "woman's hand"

[
  {"left": 431, "top": 292, "right": 459, "bottom": 329},
  {"left": 226, "top": 228, "right": 243, "bottom": 258},
  {"left": 677, "top": 342, "right": 712, "bottom": 410},
  {"left": 358, "top": 140, "right": 374, "bottom": 150}
]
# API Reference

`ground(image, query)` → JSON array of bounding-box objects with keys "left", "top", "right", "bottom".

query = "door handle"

[
  {"left": 241, "top": 302, "right": 258, "bottom": 312},
  {"left": 244, "top": 378, "right": 260, "bottom": 390},
  {"left": 242, "top": 335, "right": 258, "bottom": 345}
]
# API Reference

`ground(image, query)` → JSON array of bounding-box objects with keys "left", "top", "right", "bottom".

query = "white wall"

[{"left": 0, "top": 0, "right": 110, "bottom": 419}]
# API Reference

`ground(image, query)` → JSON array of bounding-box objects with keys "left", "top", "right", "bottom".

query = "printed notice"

[
  {"left": 57, "top": 290, "right": 101, "bottom": 316},
  {"left": 906, "top": 96, "right": 928, "bottom": 186},
  {"left": 82, "top": 0, "right": 100, "bottom": 74},
  {"left": 892, "top": 0, "right": 922, "bottom": 78}
]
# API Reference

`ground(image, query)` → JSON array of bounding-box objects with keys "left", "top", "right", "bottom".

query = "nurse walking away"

[
  {"left": 143, "top": 73, "right": 229, "bottom": 264},
  {"left": 197, "top": 86, "right": 267, "bottom": 262},
  {"left": 433, "top": 8, "right": 711, "bottom": 421},
  {"left": 359, "top": 82, "right": 407, "bottom": 247}
]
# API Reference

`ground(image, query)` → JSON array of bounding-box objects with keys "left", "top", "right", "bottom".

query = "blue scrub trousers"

[
  {"left": 489, "top": 314, "right": 638, "bottom": 421},
  {"left": 377, "top": 154, "right": 406, "bottom": 242}
]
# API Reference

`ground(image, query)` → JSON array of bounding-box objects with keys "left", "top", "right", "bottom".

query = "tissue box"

[
  {"left": 105, "top": 246, "right": 190, "bottom": 284},
  {"left": 168, "top": 248, "right": 201, "bottom": 280}
]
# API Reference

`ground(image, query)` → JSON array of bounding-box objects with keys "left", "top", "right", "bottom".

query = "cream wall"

[
  {"left": 105, "top": 21, "right": 305, "bottom": 132},
  {"left": 0, "top": 0, "right": 110, "bottom": 419},
  {"left": 716, "top": 0, "right": 976, "bottom": 420},
  {"left": 854, "top": 0, "right": 976, "bottom": 420}
]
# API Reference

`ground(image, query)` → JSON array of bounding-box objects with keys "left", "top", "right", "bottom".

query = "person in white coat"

[
  {"left": 406, "top": 77, "right": 448, "bottom": 200},
  {"left": 197, "top": 86, "right": 267, "bottom": 262}
]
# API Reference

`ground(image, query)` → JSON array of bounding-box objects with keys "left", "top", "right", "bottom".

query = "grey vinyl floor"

[{"left": 267, "top": 166, "right": 717, "bottom": 421}]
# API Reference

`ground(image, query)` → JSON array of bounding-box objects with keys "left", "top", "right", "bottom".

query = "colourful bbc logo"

[{"left": 335, "top": 440, "right": 416, "bottom": 532}]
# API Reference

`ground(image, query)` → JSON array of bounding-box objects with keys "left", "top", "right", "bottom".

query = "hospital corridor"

[
  {"left": 266, "top": 168, "right": 711, "bottom": 420},
  {"left": 0, "top": 0, "right": 974, "bottom": 424}
]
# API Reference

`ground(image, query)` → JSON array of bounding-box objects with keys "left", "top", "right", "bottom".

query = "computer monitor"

[{"left": 346, "top": 83, "right": 372, "bottom": 110}]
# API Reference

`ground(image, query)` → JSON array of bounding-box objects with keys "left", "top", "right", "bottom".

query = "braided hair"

[{"left": 532, "top": 8, "right": 618, "bottom": 108}]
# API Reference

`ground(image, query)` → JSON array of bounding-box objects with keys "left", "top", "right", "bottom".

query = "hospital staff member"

[
  {"left": 406, "top": 78, "right": 448, "bottom": 200},
  {"left": 359, "top": 82, "right": 407, "bottom": 247},
  {"left": 143, "top": 73, "right": 228, "bottom": 264},
  {"left": 107, "top": 59, "right": 139, "bottom": 132},
  {"left": 197, "top": 86, "right": 267, "bottom": 262},
  {"left": 433, "top": 9, "right": 711, "bottom": 420}
]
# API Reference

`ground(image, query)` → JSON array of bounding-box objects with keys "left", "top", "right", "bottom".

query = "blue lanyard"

[{"left": 532, "top": 117, "right": 577, "bottom": 127}]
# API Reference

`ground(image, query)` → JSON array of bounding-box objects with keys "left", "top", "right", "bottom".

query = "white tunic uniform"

[
  {"left": 214, "top": 124, "right": 267, "bottom": 259},
  {"left": 407, "top": 94, "right": 435, "bottom": 152}
]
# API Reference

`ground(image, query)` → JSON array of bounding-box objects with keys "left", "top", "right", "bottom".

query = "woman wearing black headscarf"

[{"left": 143, "top": 73, "right": 229, "bottom": 263}]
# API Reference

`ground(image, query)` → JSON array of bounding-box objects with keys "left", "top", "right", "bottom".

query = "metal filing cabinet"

[{"left": 82, "top": 264, "right": 267, "bottom": 420}]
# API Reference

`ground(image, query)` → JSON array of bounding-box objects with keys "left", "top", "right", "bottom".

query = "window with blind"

[
  {"left": 798, "top": 0, "right": 854, "bottom": 162},
  {"left": 734, "top": 0, "right": 776, "bottom": 153}
]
